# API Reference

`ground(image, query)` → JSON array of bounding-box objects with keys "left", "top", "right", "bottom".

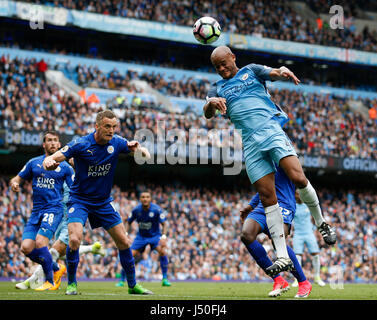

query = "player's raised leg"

[
  {"left": 279, "top": 156, "right": 336, "bottom": 245},
  {"left": 107, "top": 223, "right": 153, "bottom": 295}
]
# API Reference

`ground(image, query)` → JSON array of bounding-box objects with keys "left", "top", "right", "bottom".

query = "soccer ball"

[{"left": 193, "top": 16, "right": 221, "bottom": 45}]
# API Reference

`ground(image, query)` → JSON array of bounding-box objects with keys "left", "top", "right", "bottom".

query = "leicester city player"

[
  {"left": 43, "top": 110, "right": 153, "bottom": 295},
  {"left": 116, "top": 191, "right": 171, "bottom": 287},
  {"left": 15, "top": 180, "right": 106, "bottom": 290},
  {"left": 292, "top": 190, "right": 326, "bottom": 287},
  {"left": 10, "top": 131, "right": 74, "bottom": 291},
  {"left": 204, "top": 46, "right": 336, "bottom": 276},
  {"left": 240, "top": 166, "right": 312, "bottom": 298}
]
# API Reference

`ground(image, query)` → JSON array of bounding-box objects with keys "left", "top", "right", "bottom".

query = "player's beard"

[{"left": 46, "top": 146, "right": 58, "bottom": 156}]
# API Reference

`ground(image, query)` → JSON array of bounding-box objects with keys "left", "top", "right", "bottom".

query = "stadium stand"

[
  {"left": 1, "top": 54, "right": 376, "bottom": 159},
  {"left": 16, "top": 0, "right": 377, "bottom": 52}
]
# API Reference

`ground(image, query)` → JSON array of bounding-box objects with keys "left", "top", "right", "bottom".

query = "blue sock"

[
  {"left": 27, "top": 247, "right": 54, "bottom": 284},
  {"left": 246, "top": 240, "right": 278, "bottom": 279},
  {"left": 159, "top": 255, "right": 168, "bottom": 279},
  {"left": 66, "top": 245, "right": 79, "bottom": 285},
  {"left": 120, "top": 269, "right": 126, "bottom": 282},
  {"left": 119, "top": 248, "right": 136, "bottom": 288},
  {"left": 287, "top": 245, "right": 306, "bottom": 282}
]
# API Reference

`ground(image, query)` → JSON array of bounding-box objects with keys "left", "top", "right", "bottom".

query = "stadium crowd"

[
  {"left": 19, "top": 0, "right": 377, "bottom": 53},
  {"left": 1, "top": 56, "right": 377, "bottom": 159},
  {"left": 0, "top": 176, "right": 376, "bottom": 283}
]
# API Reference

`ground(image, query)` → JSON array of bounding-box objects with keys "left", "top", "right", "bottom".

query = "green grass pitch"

[{"left": 1, "top": 281, "right": 377, "bottom": 300}]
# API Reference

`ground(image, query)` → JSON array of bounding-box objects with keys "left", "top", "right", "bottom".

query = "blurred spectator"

[
  {"left": 36, "top": 59, "right": 48, "bottom": 80},
  {"left": 369, "top": 105, "right": 377, "bottom": 122}
]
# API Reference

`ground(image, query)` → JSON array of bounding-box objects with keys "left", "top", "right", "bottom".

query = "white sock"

[
  {"left": 49, "top": 248, "right": 59, "bottom": 262},
  {"left": 296, "top": 254, "right": 302, "bottom": 266},
  {"left": 28, "top": 265, "right": 44, "bottom": 283},
  {"left": 265, "top": 204, "right": 289, "bottom": 259},
  {"left": 79, "top": 245, "right": 93, "bottom": 255},
  {"left": 312, "top": 254, "right": 320, "bottom": 278},
  {"left": 60, "top": 245, "right": 92, "bottom": 260},
  {"left": 297, "top": 181, "right": 325, "bottom": 227}
]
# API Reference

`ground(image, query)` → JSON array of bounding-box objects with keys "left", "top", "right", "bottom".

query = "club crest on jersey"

[
  {"left": 149, "top": 211, "right": 154, "bottom": 218},
  {"left": 61, "top": 146, "right": 69, "bottom": 152},
  {"left": 241, "top": 73, "right": 249, "bottom": 80},
  {"left": 107, "top": 146, "right": 114, "bottom": 154},
  {"left": 55, "top": 166, "right": 61, "bottom": 173},
  {"left": 68, "top": 207, "right": 75, "bottom": 213}
]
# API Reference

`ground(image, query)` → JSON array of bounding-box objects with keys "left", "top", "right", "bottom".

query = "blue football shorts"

[
  {"left": 246, "top": 203, "right": 294, "bottom": 237},
  {"left": 293, "top": 233, "right": 320, "bottom": 254},
  {"left": 22, "top": 206, "right": 64, "bottom": 241},
  {"left": 243, "top": 118, "right": 297, "bottom": 184},
  {"left": 66, "top": 200, "right": 122, "bottom": 230},
  {"left": 131, "top": 234, "right": 161, "bottom": 252}
]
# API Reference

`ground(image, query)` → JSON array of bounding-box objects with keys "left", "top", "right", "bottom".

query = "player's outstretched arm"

[
  {"left": 203, "top": 97, "right": 227, "bottom": 119},
  {"left": 43, "top": 150, "right": 67, "bottom": 170},
  {"left": 128, "top": 140, "right": 151, "bottom": 160},
  {"left": 270, "top": 66, "right": 300, "bottom": 85},
  {"left": 10, "top": 175, "right": 24, "bottom": 192}
]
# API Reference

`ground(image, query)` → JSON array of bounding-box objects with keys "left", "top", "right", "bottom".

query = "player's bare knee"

[
  {"left": 69, "top": 236, "right": 81, "bottom": 251},
  {"left": 157, "top": 247, "right": 166, "bottom": 256},
  {"left": 21, "top": 242, "right": 33, "bottom": 255},
  {"left": 240, "top": 230, "right": 256, "bottom": 245},
  {"left": 115, "top": 237, "right": 130, "bottom": 251},
  {"left": 35, "top": 238, "right": 47, "bottom": 249},
  {"left": 287, "top": 170, "right": 307, "bottom": 188},
  {"left": 257, "top": 189, "right": 276, "bottom": 207}
]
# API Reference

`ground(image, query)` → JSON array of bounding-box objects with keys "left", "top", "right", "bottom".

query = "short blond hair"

[{"left": 96, "top": 110, "right": 117, "bottom": 125}]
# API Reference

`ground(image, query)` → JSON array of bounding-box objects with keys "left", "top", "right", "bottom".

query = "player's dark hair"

[
  {"left": 140, "top": 191, "right": 151, "bottom": 197},
  {"left": 43, "top": 130, "right": 59, "bottom": 142},
  {"left": 96, "top": 110, "right": 117, "bottom": 124}
]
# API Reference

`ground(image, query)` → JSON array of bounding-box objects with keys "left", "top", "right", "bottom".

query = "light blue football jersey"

[
  {"left": 293, "top": 203, "right": 314, "bottom": 236},
  {"left": 207, "top": 63, "right": 288, "bottom": 139}
]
